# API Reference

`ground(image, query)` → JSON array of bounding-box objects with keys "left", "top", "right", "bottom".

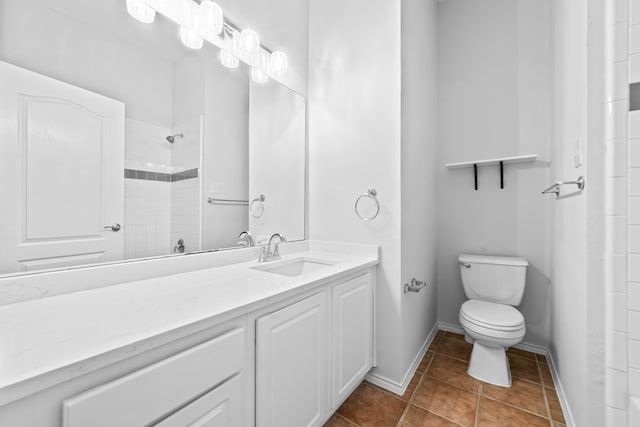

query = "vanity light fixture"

[
  {"left": 180, "top": 25, "right": 204, "bottom": 49},
  {"left": 180, "top": 4, "right": 203, "bottom": 49},
  {"left": 269, "top": 51, "right": 288, "bottom": 77},
  {"left": 251, "top": 67, "right": 269, "bottom": 84},
  {"left": 238, "top": 29, "right": 260, "bottom": 61},
  {"left": 124, "top": 0, "right": 289, "bottom": 77},
  {"left": 220, "top": 49, "right": 240, "bottom": 69},
  {"left": 126, "top": 0, "right": 156, "bottom": 23},
  {"left": 199, "top": 0, "right": 224, "bottom": 37}
]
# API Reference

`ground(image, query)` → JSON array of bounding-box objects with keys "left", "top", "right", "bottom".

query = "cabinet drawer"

[
  {"left": 63, "top": 328, "right": 245, "bottom": 427},
  {"left": 154, "top": 374, "right": 243, "bottom": 427}
]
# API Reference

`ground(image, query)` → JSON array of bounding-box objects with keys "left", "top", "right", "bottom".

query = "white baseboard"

[
  {"left": 546, "top": 350, "right": 577, "bottom": 427},
  {"left": 365, "top": 322, "right": 438, "bottom": 396}
]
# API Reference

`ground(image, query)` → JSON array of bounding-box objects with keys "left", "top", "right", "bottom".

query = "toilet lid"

[{"left": 460, "top": 300, "right": 524, "bottom": 330}]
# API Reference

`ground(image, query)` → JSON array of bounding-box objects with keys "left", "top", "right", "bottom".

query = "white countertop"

[{"left": 0, "top": 241, "right": 378, "bottom": 405}]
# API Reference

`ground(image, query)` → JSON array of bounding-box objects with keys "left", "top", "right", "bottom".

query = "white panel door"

[
  {"left": 0, "top": 60, "right": 125, "bottom": 273},
  {"left": 332, "top": 273, "right": 373, "bottom": 408},
  {"left": 256, "top": 292, "right": 328, "bottom": 427}
]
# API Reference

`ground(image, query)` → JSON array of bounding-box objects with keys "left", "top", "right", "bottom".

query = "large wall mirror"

[{"left": 0, "top": 0, "right": 306, "bottom": 276}]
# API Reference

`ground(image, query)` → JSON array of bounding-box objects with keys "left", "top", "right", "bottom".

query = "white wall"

[
  {"left": 549, "top": 0, "right": 590, "bottom": 424},
  {"left": 400, "top": 0, "right": 439, "bottom": 377},
  {"left": 309, "top": 0, "right": 404, "bottom": 384},
  {"left": 435, "top": 0, "right": 552, "bottom": 348}
]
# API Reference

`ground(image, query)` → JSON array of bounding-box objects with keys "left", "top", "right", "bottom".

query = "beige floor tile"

[
  {"left": 427, "top": 354, "right": 480, "bottom": 393},
  {"left": 506, "top": 347, "right": 537, "bottom": 360},
  {"left": 545, "top": 387, "right": 566, "bottom": 424},
  {"left": 337, "top": 382, "right": 407, "bottom": 427},
  {"left": 482, "top": 377, "right": 547, "bottom": 416},
  {"left": 508, "top": 354, "right": 541, "bottom": 384},
  {"left": 539, "top": 362, "right": 555, "bottom": 389},
  {"left": 476, "top": 397, "right": 550, "bottom": 427},
  {"left": 411, "top": 377, "right": 477, "bottom": 426},
  {"left": 437, "top": 335, "right": 473, "bottom": 362},
  {"left": 416, "top": 351, "right": 435, "bottom": 374},
  {"left": 324, "top": 413, "right": 357, "bottom": 426},
  {"left": 399, "top": 404, "right": 460, "bottom": 426}
]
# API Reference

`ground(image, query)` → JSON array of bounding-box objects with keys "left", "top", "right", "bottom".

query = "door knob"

[{"left": 104, "top": 223, "right": 121, "bottom": 232}]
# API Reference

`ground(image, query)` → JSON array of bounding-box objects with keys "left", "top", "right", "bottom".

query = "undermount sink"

[{"left": 251, "top": 257, "right": 337, "bottom": 277}]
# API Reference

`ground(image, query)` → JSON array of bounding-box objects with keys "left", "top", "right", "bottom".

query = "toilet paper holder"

[{"left": 404, "top": 278, "right": 427, "bottom": 293}]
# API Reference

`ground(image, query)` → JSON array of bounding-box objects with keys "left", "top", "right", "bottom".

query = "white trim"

[
  {"left": 365, "top": 323, "right": 438, "bottom": 395},
  {"left": 546, "top": 350, "right": 577, "bottom": 427}
]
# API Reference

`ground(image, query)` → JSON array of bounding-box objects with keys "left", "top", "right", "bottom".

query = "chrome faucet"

[
  {"left": 237, "top": 231, "right": 255, "bottom": 248},
  {"left": 259, "top": 233, "right": 286, "bottom": 262}
]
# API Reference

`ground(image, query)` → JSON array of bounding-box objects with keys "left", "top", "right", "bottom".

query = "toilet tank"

[{"left": 458, "top": 254, "right": 529, "bottom": 306}]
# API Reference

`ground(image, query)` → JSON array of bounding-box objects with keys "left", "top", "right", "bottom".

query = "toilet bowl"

[
  {"left": 457, "top": 254, "right": 528, "bottom": 387},
  {"left": 459, "top": 299, "right": 525, "bottom": 386}
]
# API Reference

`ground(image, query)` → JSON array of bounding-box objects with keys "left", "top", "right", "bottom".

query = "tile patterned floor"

[{"left": 325, "top": 330, "right": 567, "bottom": 427}]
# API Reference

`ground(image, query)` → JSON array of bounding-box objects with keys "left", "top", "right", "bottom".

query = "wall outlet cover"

[{"left": 574, "top": 137, "right": 583, "bottom": 168}]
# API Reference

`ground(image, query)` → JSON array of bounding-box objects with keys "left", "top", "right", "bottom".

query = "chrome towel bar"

[{"left": 541, "top": 176, "right": 585, "bottom": 198}]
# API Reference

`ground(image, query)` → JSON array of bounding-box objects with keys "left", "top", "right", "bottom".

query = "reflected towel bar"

[{"left": 207, "top": 198, "right": 249, "bottom": 205}]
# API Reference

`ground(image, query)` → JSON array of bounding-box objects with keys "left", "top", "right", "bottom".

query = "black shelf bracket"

[
  {"left": 500, "top": 161, "right": 504, "bottom": 189},
  {"left": 473, "top": 164, "right": 478, "bottom": 191}
]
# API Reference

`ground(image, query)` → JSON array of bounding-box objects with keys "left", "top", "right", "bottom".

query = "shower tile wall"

[
  {"left": 124, "top": 119, "right": 172, "bottom": 259},
  {"left": 124, "top": 178, "right": 171, "bottom": 259},
  {"left": 170, "top": 178, "right": 201, "bottom": 254},
  {"left": 169, "top": 117, "right": 202, "bottom": 254},
  {"left": 605, "top": 0, "right": 632, "bottom": 424},
  {"left": 629, "top": 0, "right": 640, "bottom": 413},
  {"left": 607, "top": 0, "right": 640, "bottom": 424}
]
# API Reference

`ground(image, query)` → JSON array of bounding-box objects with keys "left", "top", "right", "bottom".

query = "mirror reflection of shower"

[{"left": 166, "top": 133, "right": 183, "bottom": 143}]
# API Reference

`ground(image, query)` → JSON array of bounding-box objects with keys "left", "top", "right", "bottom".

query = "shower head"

[{"left": 166, "top": 133, "right": 183, "bottom": 143}]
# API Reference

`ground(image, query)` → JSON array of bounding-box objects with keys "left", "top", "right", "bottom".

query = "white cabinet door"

[
  {"left": 154, "top": 375, "right": 244, "bottom": 427},
  {"left": 256, "top": 292, "right": 327, "bottom": 427},
  {"left": 0, "top": 60, "right": 125, "bottom": 273},
  {"left": 332, "top": 273, "right": 373, "bottom": 408}
]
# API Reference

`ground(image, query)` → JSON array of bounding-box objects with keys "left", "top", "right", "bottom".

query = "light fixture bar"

[{"left": 191, "top": 0, "right": 274, "bottom": 54}]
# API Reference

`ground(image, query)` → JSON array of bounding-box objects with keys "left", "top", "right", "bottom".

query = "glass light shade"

[
  {"left": 251, "top": 67, "right": 269, "bottom": 84},
  {"left": 199, "top": 1, "right": 224, "bottom": 37},
  {"left": 126, "top": 0, "right": 155, "bottom": 23},
  {"left": 238, "top": 29, "right": 260, "bottom": 60},
  {"left": 269, "top": 51, "right": 288, "bottom": 76},
  {"left": 180, "top": 26, "right": 203, "bottom": 49},
  {"left": 220, "top": 49, "right": 239, "bottom": 69}
]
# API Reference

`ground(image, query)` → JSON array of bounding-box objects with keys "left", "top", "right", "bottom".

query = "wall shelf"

[
  {"left": 444, "top": 154, "right": 538, "bottom": 169},
  {"left": 444, "top": 154, "right": 538, "bottom": 190}
]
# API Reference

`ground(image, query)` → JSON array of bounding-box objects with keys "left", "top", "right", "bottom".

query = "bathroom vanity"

[{"left": 0, "top": 242, "right": 378, "bottom": 427}]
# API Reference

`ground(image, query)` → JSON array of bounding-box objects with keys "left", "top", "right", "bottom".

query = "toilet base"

[{"left": 467, "top": 341, "right": 512, "bottom": 387}]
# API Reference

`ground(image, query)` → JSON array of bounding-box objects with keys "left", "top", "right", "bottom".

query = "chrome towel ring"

[
  {"left": 355, "top": 188, "right": 380, "bottom": 221},
  {"left": 250, "top": 194, "right": 266, "bottom": 218}
]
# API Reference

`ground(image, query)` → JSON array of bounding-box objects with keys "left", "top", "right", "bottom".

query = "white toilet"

[{"left": 458, "top": 254, "right": 528, "bottom": 387}]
